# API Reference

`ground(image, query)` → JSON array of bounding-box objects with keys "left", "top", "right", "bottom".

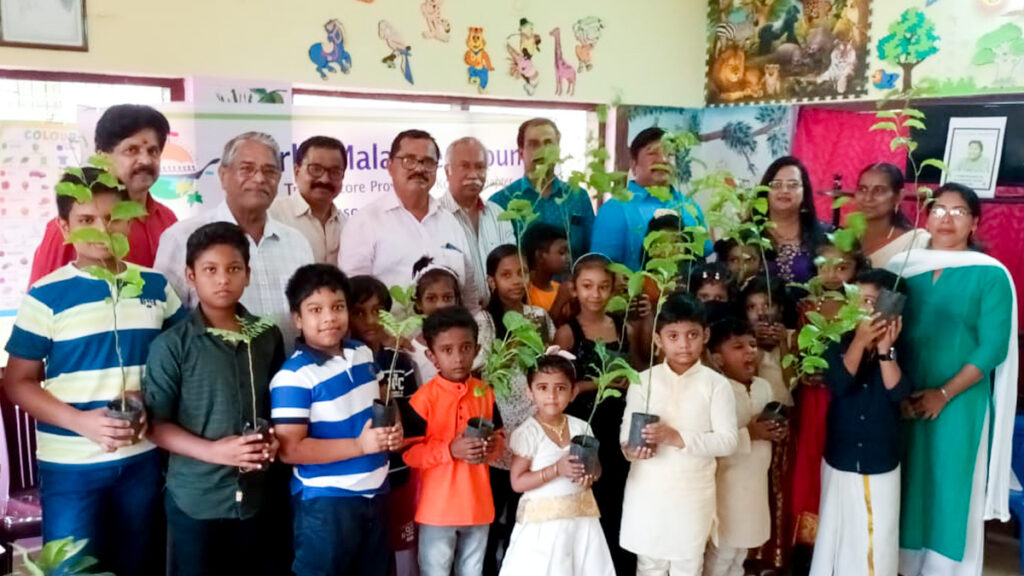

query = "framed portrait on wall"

[
  {"left": 941, "top": 116, "right": 1006, "bottom": 198},
  {"left": 0, "top": 0, "right": 88, "bottom": 51}
]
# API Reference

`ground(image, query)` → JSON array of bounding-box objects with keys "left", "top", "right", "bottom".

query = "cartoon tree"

[
  {"left": 972, "top": 23, "right": 1024, "bottom": 87},
  {"left": 876, "top": 8, "right": 940, "bottom": 93}
]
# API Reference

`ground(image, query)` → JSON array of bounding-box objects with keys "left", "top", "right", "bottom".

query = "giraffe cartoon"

[{"left": 549, "top": 27, "right": 576, "bottom": 96}]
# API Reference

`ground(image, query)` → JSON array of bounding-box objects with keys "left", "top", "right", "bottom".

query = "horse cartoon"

[{"left": 309, "top": 19, "right": 352, "bottom": 79}]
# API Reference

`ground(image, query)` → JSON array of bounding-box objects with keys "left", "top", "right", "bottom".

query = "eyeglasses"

[
  {"left": 930, "top": 206, "right": 971, "bottom": 219},
  {"left": 234, "top": 163, "right": 282, "bottom": 180},
  {"left": 394, "top": 155, "right": 439, "bottom": 171},
  {"left": 305, "top": 163, "right": 345, "bottom": 180},
  {"left": 769, "top": 180, "right": 803, "bottom": 192}
]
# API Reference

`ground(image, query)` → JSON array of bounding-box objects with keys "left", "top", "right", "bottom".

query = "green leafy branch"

[
  {"left": 783, "top": 283, "right": 871, "bottom": 382},
  {"left": 20, "top": 536, "right": 113, "bottom": 576},
  {"left": 378, "top": 284, "right": 424, "bottom": 403},
  {"left": 481, "top": 311, "right": 546, "bottom": 400},
  {"left": 208, "top": 315, "right": 276, "bottom": 429},
  {"left": 705, "top": 172, "right": 776, "bottom": 304},
  {"left": 497, "top": 199, "right": 539, "bottom": 305},
  {"left": 584, "top": 340, "right": 635, "bottom": 429}
]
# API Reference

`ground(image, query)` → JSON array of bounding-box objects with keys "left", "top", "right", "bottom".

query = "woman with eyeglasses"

[
  {"left": 853, "top": 163, "right": 930, "bottom": 268},
  {"left": 757, "top": 157, "right": 830, "bottom": 286},
  {"left": 887, "top": 183, "right": 1017, "bottom": 576}
]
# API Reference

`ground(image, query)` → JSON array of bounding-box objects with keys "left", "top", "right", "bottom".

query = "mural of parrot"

[{"left": 379, "top": 20, "right": 414, "bottom": 84}]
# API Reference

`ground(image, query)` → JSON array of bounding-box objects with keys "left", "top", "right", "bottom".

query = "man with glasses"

[
  {"left": 154, "top": 131, "right": 314, "bottom": 344},
  {"left": 269, "top": 136, "right": 348, "bottom": 264},
  {"left": 340, "top": 129, "right": 484, "bottom": 310}
]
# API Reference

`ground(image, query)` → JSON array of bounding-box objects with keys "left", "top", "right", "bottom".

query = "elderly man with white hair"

[
  {"left": 154, "top": 131, "right": 314, "bottom": 344},
  {"left": 439, "top": 136, "right": 514, "bottom": 299}
]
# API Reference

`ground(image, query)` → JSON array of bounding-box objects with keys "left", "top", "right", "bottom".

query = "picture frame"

[
  {"left": 0, "top": 0, "right": 88, "bottom": 51},
  {"left": 941, "top": 116, "right": 1007, "bottom": 199}
]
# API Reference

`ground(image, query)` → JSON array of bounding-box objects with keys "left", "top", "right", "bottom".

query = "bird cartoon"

[
  {"left": 379, "top": 20, "right": 414, "bottom": 84},
  {"left": 872, "top": 69, "right": 900, "bottom": 90}
]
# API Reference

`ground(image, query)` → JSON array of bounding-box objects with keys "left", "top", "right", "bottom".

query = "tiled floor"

[{"left": 986, "top": 525, "right": 1022, "bottom": 576}]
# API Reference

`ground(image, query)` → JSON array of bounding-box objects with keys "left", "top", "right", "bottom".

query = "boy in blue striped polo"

[
  {"left": 271, "top": 264, "right": 404, "bottom": 576},
  {"left": 3, "top": 167, "right": 185, "bottom": 576}
]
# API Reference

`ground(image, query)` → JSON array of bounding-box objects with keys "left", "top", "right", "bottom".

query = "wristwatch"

[{"left": 878, "top": 347, "right": 897, "bottom": 362}]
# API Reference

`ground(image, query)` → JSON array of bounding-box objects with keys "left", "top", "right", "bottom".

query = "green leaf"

[
  {"left": 782, "top": 354, "right": 796, "bottom": 368},
  {"left": 94, "top": 171, "right": 122, "bottom": 190},
  {"left": 832, "top": 196, "right": 851, "bottom": 209},
  {"left": 605, "top": 295, "right": 628, "bottom": 314},
  {"left": 797, "top": 325, "right": 821, "bottom": 350},
  {"left": 805, "top": 356, "right": 830, "bottom": 371},
  {"left": 65, "top": 555, "right": 100, "bottom": 573},
  {"left": 903, "top": 118, "right": 926, "bottom": 131},
  {"left": 607, "top": 262, "right": 634, "bottom": 277},
  {"left": 869, "top": 121, "right": 899, "bottom": 133},
  {"left": 87, "top": 154, "right": 114, "bottom": 170},
  {"left": 65, "top": 227, "right": 110, "bottom": 246},
  {"left": 110, "top": 200, "right": 148, "bottom": 222},
  {"left": 920, "top": 158, "right": 947, "bottom": 173},
  {"left": 389, "top": 284, "right": 416, "bottom": 308},
  {"left": 55, "top": 181, "right": 93, "bottom": 203},
  {"left": 64, "top": 166, "right": 86, "bottom": 182},
  {"left": 627, "top": 272, "right": 646, "bottom": 299},
  {"left": 753, "top": 197, "right": 769, "bottom": 215},
  {"left": 805, "top": 311, "right": 828, "bottom": 328},
  {"left": 110, "top": 233, "right": 130, "bottom": 261},
  {"left": 874, "top": 110, "right": 899, "bottom": 119},
  {"left": 900, "top": 108, "right": 925, "bottom": 119}
]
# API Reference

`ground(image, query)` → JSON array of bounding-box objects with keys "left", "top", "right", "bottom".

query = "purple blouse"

[{"left": 768, "top": 241, "right": 816, "bottom": 284}]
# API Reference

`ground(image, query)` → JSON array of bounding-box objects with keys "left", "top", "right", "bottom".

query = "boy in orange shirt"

[{"left": 403, "top": 306, "right": 503, "bottom": 576}]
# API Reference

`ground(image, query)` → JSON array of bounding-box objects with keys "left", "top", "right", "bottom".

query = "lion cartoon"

[{"left": 465, "top": 27, "right": 495, "bottom": 92}]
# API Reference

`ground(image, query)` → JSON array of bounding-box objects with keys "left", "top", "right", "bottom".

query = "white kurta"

[
  {"left": 757, "top": 343, "right": 795, "bottom": 407},
  {"left": 619, "top": 362, "right": 738, "bottom": 562},
  {"left": 500, "top": 417, "right": 615, "bottom": 576},
  {"left": 716, "top": 376, "right": 774, "bottom": 549}
]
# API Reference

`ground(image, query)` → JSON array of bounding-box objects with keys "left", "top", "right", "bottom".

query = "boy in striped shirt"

[
  {"left": 271, "top": 264, "right": 404, "bottom": 576},
  {"left": 3, "top": 167, "right": 185, "bottom": 576}
]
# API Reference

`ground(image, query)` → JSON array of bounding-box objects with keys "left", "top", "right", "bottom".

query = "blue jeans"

[
  {"left": 418, "top": 524, "right": 488, "bottom": 576},
  {"left": 292, "top": 494, "right": 390, "bottom": 576},
  {"left": 39, "top": 451, "right": 161, "bottom": 576}
]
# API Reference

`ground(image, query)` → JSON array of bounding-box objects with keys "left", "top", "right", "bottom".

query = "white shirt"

[
  {"left": 439, "top": 192, "right": 515, "bottom": 300},
  {"left": 268, "top": 192, "right": 346, "bottom": 264},
  {"left": 338, "top": 190, "right": 485, "bottom": 311},
  {"left": 153, "top": 201, "right": 315, "bottom": 345}
]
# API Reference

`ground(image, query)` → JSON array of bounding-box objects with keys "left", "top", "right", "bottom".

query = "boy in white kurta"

[
  {"left": 620, "top": 293, "right": 738, "bottom": 576},
  {"left": 704, "top": 316, "right": 787, "bottom": 576}
]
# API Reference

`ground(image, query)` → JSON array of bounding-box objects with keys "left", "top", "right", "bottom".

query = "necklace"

[{"left": 537, "top": 415, "right": 568, "bottom": 443}]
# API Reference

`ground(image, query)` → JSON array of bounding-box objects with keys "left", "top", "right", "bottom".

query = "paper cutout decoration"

[
  {"left": 310, "top": 19, "right": 352, "bottom": 79},
  {"left": 505, "top": 19, "right": 540, "bottom": 95},
  {"left": 421, "top": 0, "right": 451, "bottom": 42},
  {"left": 379, "top": 20, "right": 414, "bottom": 84},
  {"left": 572, "top": 17, "right": 604, "bottom": 73},
  {"left": 972, "top": 23, "right": 1024, "bottom": 87},
  {"left": 872, "top": 69, "right": 900, "bottom": 90},
  {"left": 517, "top": 18, "right": 542, "bottom": 59},
  {"left": 465, "top": 27, "right": 495, "bottom": 93},
  {"left": 550, "top": 27, "right": 576, "bottom": 96},
  {"left": 876, "top": 8, "right": 939, "bottom": 93}
]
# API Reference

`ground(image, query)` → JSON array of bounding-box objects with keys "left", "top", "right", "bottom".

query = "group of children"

[{"left": 4, "top": 173, "right": 913, "bottom": 576}]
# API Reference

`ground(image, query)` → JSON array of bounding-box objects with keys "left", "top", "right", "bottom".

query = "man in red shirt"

[{"left": 28, "top": 104, "right": 178, "bottom": 285}]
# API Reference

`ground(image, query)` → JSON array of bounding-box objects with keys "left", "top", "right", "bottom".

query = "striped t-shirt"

[
  {"left": 4, "top": 263, "right": 185, "bottom": 468},
  {"left": 270, "top": 339, "right": 388, "bottom": 499}
]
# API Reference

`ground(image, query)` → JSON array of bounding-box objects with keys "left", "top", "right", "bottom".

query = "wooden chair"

[{"left": 0, "top": 373, "right": 42, "bottom": 574}]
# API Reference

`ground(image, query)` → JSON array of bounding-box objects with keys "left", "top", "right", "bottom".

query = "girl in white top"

[
  {"left": 500, "top": 349, "right": 615, "bottom": 576},
  {"left": 704, "top": 317, "right": 786, "bottom": 576},
  {"left": 620, "top": 292, "right": 738, "bottom": 576}
]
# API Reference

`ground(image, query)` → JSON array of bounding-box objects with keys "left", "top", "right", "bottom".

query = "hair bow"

[{"left": 544, "top": 345, "right": 577, "bottom": 362}]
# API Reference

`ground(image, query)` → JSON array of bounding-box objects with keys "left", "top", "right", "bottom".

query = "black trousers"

[{"left": 165, "top": 492, "right": 280, "bottom": 576}]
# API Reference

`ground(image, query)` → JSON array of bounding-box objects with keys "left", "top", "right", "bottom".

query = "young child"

[
  {"left": 144, "top": 222, "right": 285, "bottom": 575},
  {"left": 741, "top": 276, "right": 795, "bottom": 406},
  {"left": 523, "top": 222, "right": 573, "bottom": 323},
  {"left": 810, "top": 269, "right": 910, "bottom": 576},
  {"left": 269, "top": 264, "right": 403, "bottom": 576},
  {"left": 409, "top": 256, "right": 463, "bottom": 383},
  {"left": 500, "top": 351, "right": 615, "bottom": 576},
  {"left": 404, "top": 306, "right": 504, "bottom": 576},
  {"left": 713, "top": 237, "right": 761, "bottom": 289},
  {"left": 704, "top": 316, "right": 787, "bottom": 576},
  {"left": 4, "top": 168, "right": 184, "bottom": 576},
  {"left": 348, "top": 274, "right": 423, "bottom": 575},
  {"left": 691, "top": 262, "right": 733, "bottom": 303},
  {"left": 619, "top": 292, "right": 738, "bottom": 575},
  {"left": 474, "top": 244, "right": 554, "bottom": 575},
  {"left": 555, "top": 252, "right": 638, "bottom": 575}
]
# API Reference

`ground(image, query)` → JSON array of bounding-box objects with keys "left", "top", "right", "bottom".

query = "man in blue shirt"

[
  {"left": 591, "top": 127, "right": 711, "bottom": 271},
  {"left": 489, "top": 118, "right": 594, "bottom": 262}
]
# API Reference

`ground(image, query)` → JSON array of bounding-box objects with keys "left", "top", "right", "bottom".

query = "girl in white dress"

[{"left": 499, "top": 349, "right": 615, "bottom": 576}]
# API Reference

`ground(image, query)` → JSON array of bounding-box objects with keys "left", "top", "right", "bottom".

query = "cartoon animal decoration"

[
  {"left": 421, "top": 0, "right": 451, "bottom": 42},
  {"left": 714, "top": 22, "right": 738, "bottom": 57},
  {"left": 518, "top": 18, "right": 542, "bottom": 59},
  {"left": 762, "top": 63, "right": 782, "bottom": 96},
  {"left": 816, "top": 39, "right": 857, "bottom": 93},
  {"left": 758, "top": 5, "right": 800, "bottom": 55},
  {"left": 379, "top": 20, "right": 414, "bottom": 85},
  {"left": 802, "top": 0, "right": 833, "bottom": 23},
  {"left": 835, "top": 1, "right": 867, "bottom": 46},
  {"left": 872, "top": 69, "right": 900, "bottom": 90},
  {"left": 710, "top": 46, "right": 764, "bottom": 102},
  {"left": 465, "top": 27, "right": 495, "bottom": 93},
  {"left": 309, "top": 19, "right": 352, "bottom": 79},
  {"left": 550, "top": 27, "right": 577, "bottom": 96},
  {"left": 506, "top": 40, "right": 540, "bottom": 95},
  {"left": 572, "top": 17, "right": 604, "bottom": 72}
]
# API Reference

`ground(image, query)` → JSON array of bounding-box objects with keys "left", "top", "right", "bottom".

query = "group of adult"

[{"left": 28, "top": 104, "right": 1018, "bottom": 575}]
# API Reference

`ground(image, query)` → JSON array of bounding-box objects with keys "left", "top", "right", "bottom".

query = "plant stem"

[
  {"left": 893, "top": 141, "right": 923, "bottom": 293},
  {"left": 248, "top": 342, "right": 257, "bottom": 427},
  {"left": 385, "top": 343, "right": 402, "bottom": 404},
  {"left": 758, "top": 241, "right": 773, "bottom": 309},
  {"left": 644, "top": 292, "right": 665, "bottom": 415},
  {"left": 111, "top": 282, "right": 127, "bottom": 411}
]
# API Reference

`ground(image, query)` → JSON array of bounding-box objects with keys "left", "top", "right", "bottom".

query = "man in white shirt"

[
  {"left": 268, "top": 135, "right": 347, "bottom": 264},
  {"left": 154, "top": 131, "right": 315, "bottom": 344},
  {"left": 439, "top": 137, "right": 514, "bottom": 301},
  {"left": 339, "top": 130, "right": 484, "bottom": 311}
]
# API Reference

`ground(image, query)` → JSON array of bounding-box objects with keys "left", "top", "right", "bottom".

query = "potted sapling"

[
  {"left": 476, "top": 310, "right": 546, "bottom": 441},
  {"left": 55, "top": 159, "right": 149, "bottom": 436},
  {"left": 207, "top": 315, "right": 276, "bottom": 471},
  {"left": 868, "top": 100, "right": 947, "bottom": 318},
  {"left": 570, "top": 340, "right": 637, "bottom": 476},
  {"left": 374, "top": 284, "right": 423, "bottom": 428}
]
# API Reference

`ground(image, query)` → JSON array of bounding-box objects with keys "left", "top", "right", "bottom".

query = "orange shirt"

[
  {"left": 528, "top": 281, "right": 559, "bottom": 312},
  {"left": 404, "top": 374, "right": 502, "bottom": 526}
]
